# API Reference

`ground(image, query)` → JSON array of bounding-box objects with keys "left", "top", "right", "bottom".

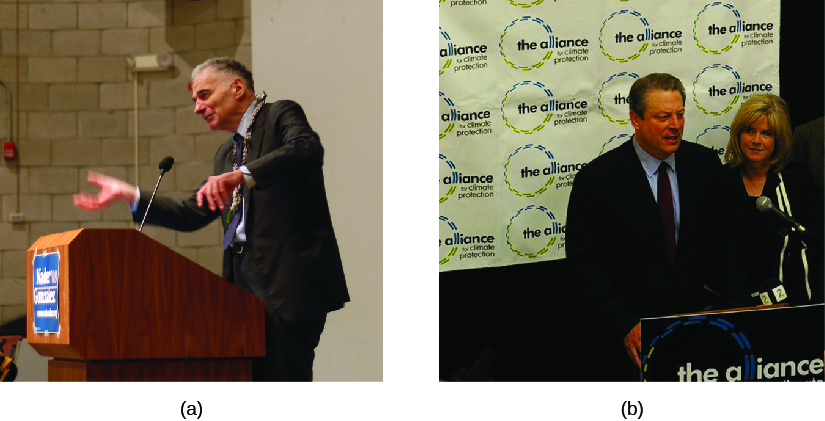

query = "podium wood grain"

[
  {"left": 48, "top": 358, "right": 253, "bottom": 382},
  {"left": 26, "top": 229, "right": 265, "bottom": 381}
]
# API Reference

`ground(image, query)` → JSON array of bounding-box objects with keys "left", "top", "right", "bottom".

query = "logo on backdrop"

[
  {"left": 598, "top": 71, "right": 639, "bottom": 125},
  {"left": 439, "top": 91, "right": 456, "bottom": 139},
  {"left": 440, "top": 26, "right": 490, "bottom": 76},
  {"left": 599, "top": 132, "right": 632, "bottom": 156},
  {"left": 500, "top": 16, "right": 554, "bottom": 71},
  {"left": 693, "top": 2, "right": 741, "bottom": 54},
  {"left": 440, "top": 154, "right": 459, "bottom": 203},
  {"left": 440, "top": 215, "right": 496, "bottom": 264},
  {"left": 501, "top": 81, "right": 553, "bottom": 134},
  {"left": 692, "top": 64, "right": 774, "bottom": 116},
  {"left": 440, "top": 27, "right": 453, "bottom": 76},
  {"left": 499, "top": 16, "right": 590, "bottom": 71},
  {"left": 440, "top": 91, "right": 493, "bottom": 140},
  {"left": 506, "top": 205, "right": 564, "bottom": 257},
  {"left": 693, "top": 3, "right": 775, "bottom": 55},
  {"left": 504, "top": 144, "right": 584, "bottom": 196},
  {"left": 501, "top": 0, "right": 601, "bottom": 8},
  {"left": 600, "top": 10, "right": 684, "bottom": 63},
  {"left": 443, "top": 0, "right": 489, "bottom": 6},
  {"left": 440, "top": 215, "right": 460, "bottom": 265},
  {"left": 501, "top": 81, "right": 589, "bottom": 134},
  {"left": 694, "top": 125, "right": 730, "bottom": 161},
  {"left": 440, "top": 154, "right": 495, "bottom": 203},
  {"left": 599, "top": 10, "right": 650, "bottom": 62},
  {"left": 504, "top": 0, "right": 544, "bottom": 7},
  {"left": 503, "top": 143, "right": 557, "bottom": 197}
]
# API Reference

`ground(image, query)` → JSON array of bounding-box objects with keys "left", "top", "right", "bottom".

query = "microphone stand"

[
  {"left": 139, "top": 170, "right": 166, "bottom": 232},
  {"left": 139, "top": 157, "right": 174, "bottom": 232}
]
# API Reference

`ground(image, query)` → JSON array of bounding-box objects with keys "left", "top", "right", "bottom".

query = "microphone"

[
  {"left": 139, "top": 156, "right": 174, "bottom": 232},
  {"left": 755, "top": 196, "right": 809, "bottom": 236},
  {"left": 159, "top": 156, "right": 174, "bottom": 175}
]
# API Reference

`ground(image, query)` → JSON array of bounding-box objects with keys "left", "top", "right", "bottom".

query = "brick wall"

[{"left": 0, "top": 0, "right": 251, "bottom": 325}]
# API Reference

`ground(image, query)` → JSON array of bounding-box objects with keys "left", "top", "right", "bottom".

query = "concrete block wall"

[{"left": 0, "top": 0, "right": 251, "bottom": 325}]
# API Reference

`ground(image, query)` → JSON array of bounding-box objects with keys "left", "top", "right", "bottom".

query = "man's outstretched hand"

[{"left": 73, "top": 171, "right": 137, "bottom": 211}]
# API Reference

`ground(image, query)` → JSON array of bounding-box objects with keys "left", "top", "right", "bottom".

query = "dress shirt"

[{"left": 632, "top": 136, "right": 681, "bottom": 243}]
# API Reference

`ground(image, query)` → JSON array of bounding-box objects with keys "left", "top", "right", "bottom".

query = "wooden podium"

[{"left": 26, "top": 228, "right": 265, "bottom": 381}]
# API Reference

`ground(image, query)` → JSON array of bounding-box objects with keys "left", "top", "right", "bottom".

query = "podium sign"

[
  {"left": 641, "top": 304, "right": 824, "bottom": 382},
  {"left": 32, "top": 251, "right": 60, "bottom": 334}
]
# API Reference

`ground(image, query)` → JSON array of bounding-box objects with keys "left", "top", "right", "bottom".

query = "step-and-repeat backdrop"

[{"left": 439, "top": 0, "right": 780, "bottom": 271}]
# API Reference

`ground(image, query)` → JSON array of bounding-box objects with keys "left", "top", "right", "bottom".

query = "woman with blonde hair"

[{"left": 723, "top": 93, "right": 822, "bottom": 305}]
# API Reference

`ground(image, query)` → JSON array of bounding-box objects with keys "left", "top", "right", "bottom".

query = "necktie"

[
  {"left": 657, "top": 161, "right": 676, "bottom": 263},
  {"left": 222, "top": 133, "right": 244, "bottom": 249}
]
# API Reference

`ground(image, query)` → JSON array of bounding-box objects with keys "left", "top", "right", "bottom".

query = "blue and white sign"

[{"left": 32, "top": 251, "right": 60, "bottom": 334}]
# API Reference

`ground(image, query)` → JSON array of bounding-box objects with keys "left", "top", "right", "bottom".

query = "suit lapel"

[
  {"left": 222, "top": 137, "right": 235, "bottom": 173},
  {"left": 240, "top": 103, "right": 269, "bottom": 223},
  {"left": 247, "top": 103, "right": 269, "bottom": 162}
]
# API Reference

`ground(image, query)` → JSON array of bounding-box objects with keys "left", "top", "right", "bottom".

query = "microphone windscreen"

[
  {"left": 755, "top": 196, "right": 773, "bottom": 212},
  {"left": 159, "top": 156, "right": 175, "bottom": 173}
]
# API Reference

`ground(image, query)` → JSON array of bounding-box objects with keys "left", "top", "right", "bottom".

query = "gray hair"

[{"left": 191, "top": 57, "right": 255, "bottom": 93}]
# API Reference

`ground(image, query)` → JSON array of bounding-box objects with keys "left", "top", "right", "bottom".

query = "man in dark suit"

[
  {"left": 74, "top": 57, "right": 349, "bottom": 381},
  {"left": 565, "top": 73, "right": 746, "bottom": 380}
]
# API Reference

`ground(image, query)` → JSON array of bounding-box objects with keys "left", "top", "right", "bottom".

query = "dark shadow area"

[{"left": 779, "top": 0, "right": 824, "bottom": 127}]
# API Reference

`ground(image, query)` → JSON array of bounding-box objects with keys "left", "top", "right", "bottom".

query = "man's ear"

[
  {"left": 233, "top": 78, "right": 245, "bottom": 99},
  {"left": 629, "top": 110, "right": 642, "bottom": 130}
]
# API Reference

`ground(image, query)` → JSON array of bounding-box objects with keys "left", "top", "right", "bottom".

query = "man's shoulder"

[
  {"left": 262, "top": 100, "right": 311, "bottom": 126},
  {"left": 266, "top": 99, "right": 303, "bottom": 115},
  {"left": 795, "top": 116, "right": 824, "bottom": 138},
  {"left": 677, "top": 139, "right": 714, "bottom": 154},
  {"left": 677, "top": 140, "right": 722, "bottom": 163},
  {"left": 569, "top": 142, "right": 633, "bottom": 192},
  {"left": 579, "top": 140, "right": 632, "bottom": 173}
]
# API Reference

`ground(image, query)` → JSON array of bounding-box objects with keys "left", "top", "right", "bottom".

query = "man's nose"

[{"left": 194, "top": 100, "right": 205, "bottom": 114}]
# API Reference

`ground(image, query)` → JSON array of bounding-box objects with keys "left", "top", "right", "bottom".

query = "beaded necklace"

[{"left": 226, "top": 92, "right": 267, "bottom": 223}]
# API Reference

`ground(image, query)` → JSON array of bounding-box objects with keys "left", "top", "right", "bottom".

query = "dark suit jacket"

[
  {"left": 135, "top": 100, "right": 350, "bottom": 323},
  {"left": 791, "top": 116, "right": 824, "bottom": 193},
  {"left": 565, "top": 138, "right": 746, "bottom": 345}
]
